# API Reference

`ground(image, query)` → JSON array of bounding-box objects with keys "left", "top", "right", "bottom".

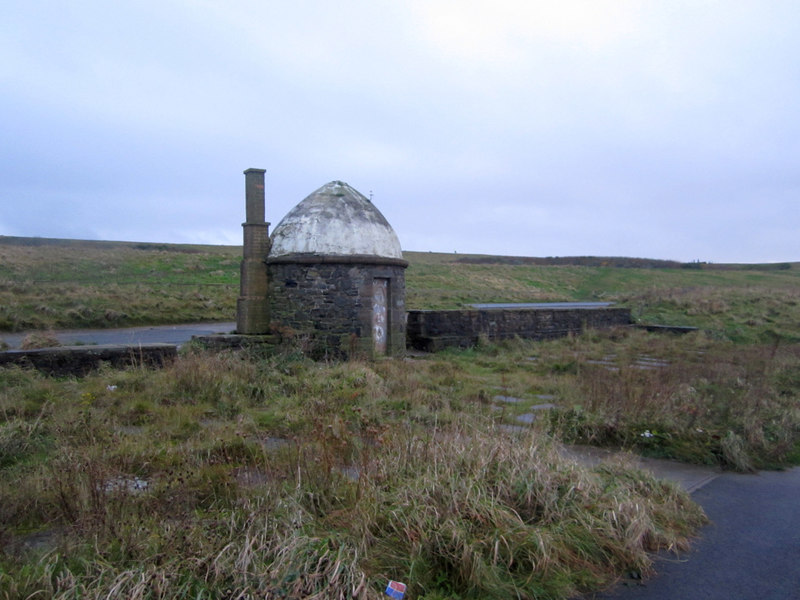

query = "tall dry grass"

[{"left": 0, "top": 346, "right": 712, "bottom": 599}]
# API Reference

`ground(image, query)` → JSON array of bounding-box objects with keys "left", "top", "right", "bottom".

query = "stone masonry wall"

[
  {"left": 0, "top": 344, "right": 177, "bottom": 377},
  {"left": 406, "top": 307, "right": 632, "bottom": 351},
  {"left": 267, "top": 261, "right": 406, "bottom": 358}
]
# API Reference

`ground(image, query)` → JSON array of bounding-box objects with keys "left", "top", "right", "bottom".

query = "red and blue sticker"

[{"left": 385, "top": 580, "right": 407, "bottom": 599}]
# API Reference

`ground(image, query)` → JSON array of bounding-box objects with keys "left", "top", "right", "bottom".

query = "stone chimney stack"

[{"left": 236, "top": 168, "right": 271, "bottom": 334}]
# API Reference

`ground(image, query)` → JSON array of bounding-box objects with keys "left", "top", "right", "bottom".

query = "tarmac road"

[
  {"left": 589, "top": 467, "right": 800, "bottom": 600},
  {"left": 0, "top": 322, "right": 236, "bottom": 349}
]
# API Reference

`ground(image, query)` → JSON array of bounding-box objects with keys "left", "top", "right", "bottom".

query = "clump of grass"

[
  {"left": 19, "top": 330, "right": 62, "bottom": 349},
  {"left": 0, "top": 417, "right": 50, "bottom": 469},
  {"left": 0, "top": 421, "right": 705, "bottom": 599},
  {"left": 355, "top": 424, "right": 705, "bottom": 599}
]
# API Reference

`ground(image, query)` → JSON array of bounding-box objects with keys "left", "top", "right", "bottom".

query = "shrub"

[{"left": 19, "top": 331, "right": 61, "bottom": 350}]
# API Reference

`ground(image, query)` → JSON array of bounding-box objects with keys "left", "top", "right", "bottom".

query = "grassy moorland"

[
  {"left": 404, "top": 252, "right": 800, "bottom": 344},
  {"left": 2, "top": 237, "right": 799, "bottom": 345},
  {"left": 0, "top": 237, "right": 799, "bottom": 599},
  {"left": 1, "top": 342, "right": 709, "bottom": 600},
  {"left": 0, "top": 238, "right": 240, "bottom": 332}
]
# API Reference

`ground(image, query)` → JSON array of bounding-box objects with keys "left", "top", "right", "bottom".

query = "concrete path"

[
  {"left": 565, "top": 445, "right": 722, "bottom": 494},
  {"left": 584, "top": 467, "right": 800, "bottom": 600},
  {"left": 0, "top": 322, "right": 236, "bottom": 349}
]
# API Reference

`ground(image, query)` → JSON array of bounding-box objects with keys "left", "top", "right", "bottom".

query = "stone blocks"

[
  {"left": 406, "top": 307, "right": 632, "bottom": 351},
  {"left": 267, "top": 259, "right": 406, "bottom": 358}
]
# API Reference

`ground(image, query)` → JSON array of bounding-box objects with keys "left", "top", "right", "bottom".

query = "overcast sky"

[{"left": 2, "top": 1, "right": 798, "bottom": 263}]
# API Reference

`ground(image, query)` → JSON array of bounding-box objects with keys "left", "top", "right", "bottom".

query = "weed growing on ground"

[{"left": 19, "top": 331, "right": 62, "bottom": 350}]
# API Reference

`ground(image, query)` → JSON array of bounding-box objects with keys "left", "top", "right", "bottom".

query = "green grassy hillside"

[
  {"left": 0, "top": 237, "right": 240, "bottom": 331},
  {"left": 1, "top": 237, "right": 798, "bottom": 342},
  {"left": 404, "top": 251, "right": 800, "bottom": 343}
]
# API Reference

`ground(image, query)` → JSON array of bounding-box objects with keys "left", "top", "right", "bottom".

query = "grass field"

[
  {"left": 0, "top": 238, "right": 239, "bottom": 332},
  {"left": 1, "top": 236, "right": 798, "bottom": 344},
  {"left": 0, "top": 236, "right": 798, "bottom": 598},
  {"left": 404, "top": 251, "right": 800, "bottom": 344}
]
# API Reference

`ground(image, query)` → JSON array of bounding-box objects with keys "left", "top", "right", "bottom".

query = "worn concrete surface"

[
  {"left": 470, "top": 302, "right": 615, "bottom": 310},
  {"left": 565, "top": 445, "right": 722, "bottom": 493},
  {"left": 586, "top": 467, "right": 800, "bottom": 600}
]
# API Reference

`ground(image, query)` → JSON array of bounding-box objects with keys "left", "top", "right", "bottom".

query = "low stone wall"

[
  {"left": 192, "top": 334, "right": 278, "bottom": 351},
  {"left": 0, "top": 343, "right": 177, "bottom": 376},
  {"left": 406, "top": 307, "right": 632, "bottom": 351},
  {"left": 0, "top": 307, "right": 633, "bottom": 374}
]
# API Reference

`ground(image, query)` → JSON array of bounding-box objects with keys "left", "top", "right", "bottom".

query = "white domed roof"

[{"left": 269, "top": 181, "right": 403, "bottom": 260}]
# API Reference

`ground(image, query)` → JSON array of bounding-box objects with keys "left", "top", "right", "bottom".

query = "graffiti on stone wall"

[{"left": 372, "top": 278, "right": 389, "bottom": 354}]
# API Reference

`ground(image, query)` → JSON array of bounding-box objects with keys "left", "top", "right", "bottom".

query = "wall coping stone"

[{"left": 266, "top": 253, "right": 408, "bottom": 268}]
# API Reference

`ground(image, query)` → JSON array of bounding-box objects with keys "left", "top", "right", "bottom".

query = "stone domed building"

[
  {"left": 237, "top": 171, "right": 407, "bottom": 358},
  {"left": 267, "top": 180, "right": 408, "bottom": 357}
]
